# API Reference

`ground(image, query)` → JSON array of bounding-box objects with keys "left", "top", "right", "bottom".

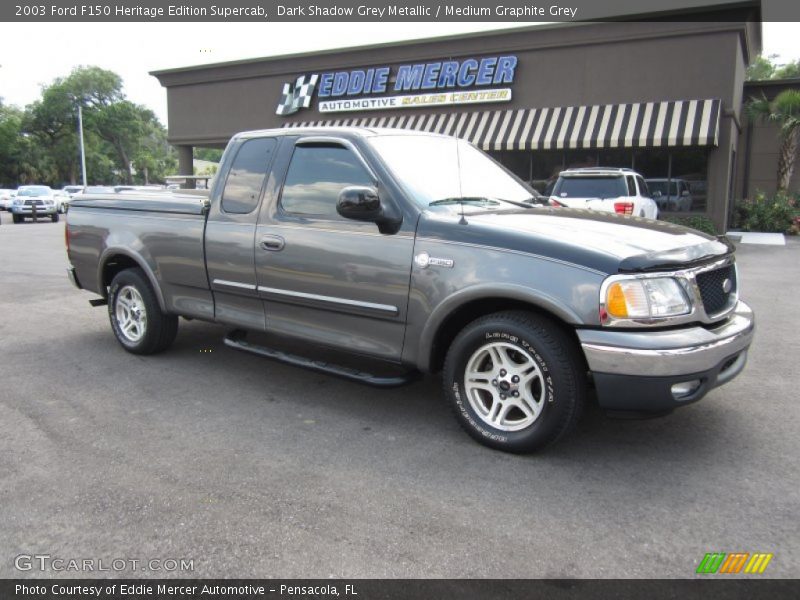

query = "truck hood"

[{"left": 418, "top": 207, "right": 731, "bottom": 274}]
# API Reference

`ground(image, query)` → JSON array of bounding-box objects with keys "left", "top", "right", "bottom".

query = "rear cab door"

[
  {"left": 253, "top": 134, "right": 416, "bottom": 362},
  {"left": 205, "top": 135, "right": 278, "bottom": 331}
]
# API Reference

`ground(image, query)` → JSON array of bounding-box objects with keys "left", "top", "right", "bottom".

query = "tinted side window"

[
  {"left": 636, "top": 176, "right": 650, "bottom": 198},
  {"left": 280, "top": 145, "right": 373, "bottom": 218},
  {"left": 625, "top": 176, "right": 636, "bottom": 196},
  {"left": 221, "top": 138, "right": 276, "bottom": 214}
]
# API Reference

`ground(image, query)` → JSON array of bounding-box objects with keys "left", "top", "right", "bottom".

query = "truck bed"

[
  {"left": 67, "top": 191, "right": 214, "bottom": 321},
  {"left": 69, "top": 191, "right": 208, "bottom": 215}
]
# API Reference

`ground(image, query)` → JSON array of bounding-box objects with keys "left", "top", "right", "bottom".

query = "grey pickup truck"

[{"left": 66, "top": 127, "right": 754, "bottom": 453}]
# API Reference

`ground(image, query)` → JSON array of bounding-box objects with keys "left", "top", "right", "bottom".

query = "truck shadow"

[{"left": 162, "top": 319, "right": 751, "bottom": 472}]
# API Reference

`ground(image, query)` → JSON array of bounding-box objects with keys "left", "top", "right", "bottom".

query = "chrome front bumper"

[
  {"left": 577, "top": 301, "right": 754, "bottom": 412},
  {"left": 578, "top": 301, "right": 754, "bottom": 377}
]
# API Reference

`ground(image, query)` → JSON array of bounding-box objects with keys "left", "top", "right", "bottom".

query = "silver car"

[{"left": 9, "top": 186, "right": 60, "bottom": 223}]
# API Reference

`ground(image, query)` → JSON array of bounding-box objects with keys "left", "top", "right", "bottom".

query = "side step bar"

[{"left": 223, "top": 330, "right": 418, "bottom": 388}]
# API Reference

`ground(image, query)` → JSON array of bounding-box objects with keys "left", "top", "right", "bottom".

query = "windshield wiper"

[
  {"left": 429, "top": 196, "right": 534, "bottom": 209},
  {"left": 429, "top": 197, "right": 498, "bottom": 206}
]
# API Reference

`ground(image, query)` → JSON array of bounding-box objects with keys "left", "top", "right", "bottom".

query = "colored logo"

[
  {"left": 276, "top": 74, "right": 319, "bottom": 116},
  {"left": 696, "top": 552, "right": 773, "bottom": 574},
  {"left": 275, "top": 55, "right": 517, "bottom": 116}
]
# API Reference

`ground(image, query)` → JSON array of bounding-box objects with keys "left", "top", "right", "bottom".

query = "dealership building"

[{"left": 152, "top": 4, "right": 794, "bottom": 231}]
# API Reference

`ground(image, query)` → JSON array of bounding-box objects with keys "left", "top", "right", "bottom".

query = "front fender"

[{"left": 414, "top": 283, "right": 584, "bottom": 372}]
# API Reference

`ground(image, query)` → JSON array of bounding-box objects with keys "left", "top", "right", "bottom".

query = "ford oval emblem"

[{"left": 722, "top": 278, "right": 733, "bottom": 294}]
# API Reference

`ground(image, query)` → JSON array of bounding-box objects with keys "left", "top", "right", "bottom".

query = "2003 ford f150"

[{"left": 65, "top": 127, "right": 754, "bottom": 452}]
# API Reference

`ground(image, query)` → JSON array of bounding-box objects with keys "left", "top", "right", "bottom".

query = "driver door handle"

[{"left": 260, "top": 234, "right": 285, "bottom": 251}]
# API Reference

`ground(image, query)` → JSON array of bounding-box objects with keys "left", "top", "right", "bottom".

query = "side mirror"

[
  {"left": 681, "top": 190, "right": 690, "bottom": 197},
  {"left": 653, "top": 191, "right": 662, "bottom": 198},
  {"left": 337, "top": 186, "right": 402, "bottom": 234},
  {"left": 337, "top": 186, "right": 382, "bottom": 221}
]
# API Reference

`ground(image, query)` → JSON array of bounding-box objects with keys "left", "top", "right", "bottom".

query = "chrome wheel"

[
  {"left": 464, "top": 341, "right": 545, "bottom": 431},
  {"left": 115, "top": 285, "right": 147, "bottom": 343}
]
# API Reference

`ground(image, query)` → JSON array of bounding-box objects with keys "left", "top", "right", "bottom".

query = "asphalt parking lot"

[{"left": 0, "top": 212, "right": 798, "bottom": 579}]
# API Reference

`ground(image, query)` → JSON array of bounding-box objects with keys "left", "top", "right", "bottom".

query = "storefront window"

[
  {"left": 671, "top": 148, "right": 709, "bottom": 213},
  {"left": 598, "top": 150, "right": 632, "bottom": 168},
  {"left": 634, "top": 148, "right": 709, "bottom": 213},
  {"left": 529, "top": 151, "right": 565, "bottom": 194},
  {"left": 493, "top": 147, "right": 709, "bottom": 213}
]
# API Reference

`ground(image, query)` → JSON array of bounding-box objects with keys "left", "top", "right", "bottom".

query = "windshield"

[
  {"left": 553, "top": 176, "right": 628, "bottom": 200},
  {"left": 368, "top": 135, "right": 532, "bottom": 210},
  {"left": 18, "top": 187, "right": 51, "bottom": 197},
  {"left": 647, "top": 181, "right": 678, "bottom": 196}
]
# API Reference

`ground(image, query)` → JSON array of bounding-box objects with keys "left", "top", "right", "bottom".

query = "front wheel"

[
  {"left": 108, "top": 268, "right": 178, "bottom": 355},
  {"left": 51, "top": 212, "right": 60, "bottom": 223},
  {"left": 443, "top": 311, "right": 586, "bottom": 453}
]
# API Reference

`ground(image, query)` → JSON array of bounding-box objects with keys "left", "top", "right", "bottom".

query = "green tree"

[
  {"left": 746, "top": 90, "right": 800, "bottom": 191},
  {"left": 194, "top": 147, "right": 224, "bottom": 162},
  {"left": 89, "top": 101, "right": 155, "bottom": 184},
  {"left": 132, "top": 120, "right": 177, "bottom": 184},
  {"left": 747, "top": 54, "right": 800, "bottom": 81},
  {"left": 775, "top": 59, "right": 800, "bottom": 79},
  {"left": 24, "top": 66, "right": 124, "bottom": 184},
  {"left": 746, "top": 54, "right": 777, "bottom": 81}
]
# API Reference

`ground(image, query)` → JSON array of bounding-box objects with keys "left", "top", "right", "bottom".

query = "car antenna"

[{"left": 456, "top": 141, "right": 468, "bottom": 225}]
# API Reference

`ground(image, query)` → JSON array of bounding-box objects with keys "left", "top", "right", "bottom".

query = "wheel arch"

[
  {"left": 97, "top": 248, "right": 167, "bottom": 312},
  {"left": 418, "top": 285, "right": 585, "bottom": 373}
]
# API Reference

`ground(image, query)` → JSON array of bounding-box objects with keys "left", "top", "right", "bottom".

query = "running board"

[
  {"left": 223, "top": 330, "right": 417, "bottom": 388},
  {"left": 89, "top": 298, "right": 108, "bottom": 307}
]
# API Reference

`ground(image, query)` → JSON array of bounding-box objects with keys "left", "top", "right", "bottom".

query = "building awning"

[{"left": 283, "top": 98, "right": 721, "bottom": 151}]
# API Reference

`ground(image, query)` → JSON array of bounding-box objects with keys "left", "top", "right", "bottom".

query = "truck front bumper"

[
  {"left": 11, "top": 206, "right": 57, "bottom": 216},
  {"left": 577, "top": 301, "right": 754, "bottom": 413}
]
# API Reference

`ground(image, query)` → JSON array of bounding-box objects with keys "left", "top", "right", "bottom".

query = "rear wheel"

[
  {"left": 51, "top": 212, "right": 60, "bottom": 223},
  {"left": 108, "top": 268, "right": 178, "bottom": 355},
  {"left": 443, "top": 310, "right": 586, "bottom": 453}
]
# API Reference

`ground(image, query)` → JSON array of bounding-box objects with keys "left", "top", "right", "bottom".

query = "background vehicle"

[
  {"left": 62, "top": 185, "right": 85, "bottom": 197},
  {"left": 10, "top": 185, "right": 59, "bottom": 223},
  {"left": 53, "top": 190, "right": 71, "bottom": 213},
  {"left": 78, "top": 186, "right": 117, "bottom": 195},
  {"left": 647, "top": 178, "right": 693, "bottom": 211},
  {"left": 0, "top": 189, "right": 16, "bottom": 211},
  {"left": 551, "top": 168, "right": 659, "bottom": 219},
  {"left": 65, "top": 128, "right": 752, "bottom": 453}
]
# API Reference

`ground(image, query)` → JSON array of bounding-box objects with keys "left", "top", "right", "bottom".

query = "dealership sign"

[{"left": 276, "top": 55, "right": 517, "bottom": 116}]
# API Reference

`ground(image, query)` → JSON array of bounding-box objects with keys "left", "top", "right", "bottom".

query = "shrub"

[
  {"left": 733, "top": 191, "right": 799, "bottom": 234},
  {"left": 662, "top": 215, "right": 719, "bottom": 236}
]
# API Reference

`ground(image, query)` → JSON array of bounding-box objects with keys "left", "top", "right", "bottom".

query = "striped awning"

[{"left": 283, "top": 98, "right": 721, "bottom": 151}]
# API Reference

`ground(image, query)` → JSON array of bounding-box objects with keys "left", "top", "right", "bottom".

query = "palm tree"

[{"left": 746, "top": 90, "right": 800, "bottom": 192}]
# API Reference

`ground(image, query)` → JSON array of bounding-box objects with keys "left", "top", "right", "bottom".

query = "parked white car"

[
  {"left": 550, "top": 168, "right": 659, "bottom": 219},
  {"left": 0, "top": 189, "right": 16, "bottom": 211},
  {"left": 62, "top": 185, "right": 85, "bottom": 197},
  {"left": 9, "top": 185, "right": 60, "bottom": 223}
]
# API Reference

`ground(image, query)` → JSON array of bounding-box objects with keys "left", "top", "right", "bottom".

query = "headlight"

[
  {"left": 45, "top": 200, "right": 54, "bottom": 206},
  {"left": 602, "top": 276, "right": 691, "bottom": 322},
  {"left": 13, "top": 199, "right": 22, "bottom": 206}
]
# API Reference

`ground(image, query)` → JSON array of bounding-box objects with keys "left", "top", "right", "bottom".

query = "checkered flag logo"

[{"left": 276, "top": 74, "right": 319, "bottom": 116}]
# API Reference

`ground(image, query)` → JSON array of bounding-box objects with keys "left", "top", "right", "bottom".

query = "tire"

[
  {"left": 443, "top": 310, "right": 586, "bottom": 453},
  {"left": 12, "top": 214, "right": 23, "bottom": 224},
  {"left": 51, "top": 212, "right": 60, "bottom": 223},
  {"left": 108, "top": 268, "right": 178, "bottom": 355}
]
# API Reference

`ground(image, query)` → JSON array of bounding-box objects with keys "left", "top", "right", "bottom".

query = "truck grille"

[
  {"left": 696, "top": 264, "right": 737, "bottom": 316},
  {"left": 24, "top": 199, "right": 44, "bottom": 207}
]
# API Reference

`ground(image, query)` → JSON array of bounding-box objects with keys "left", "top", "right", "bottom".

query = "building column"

[{"left": 177, "top": 145, "right": 195, "bottom": 189}]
